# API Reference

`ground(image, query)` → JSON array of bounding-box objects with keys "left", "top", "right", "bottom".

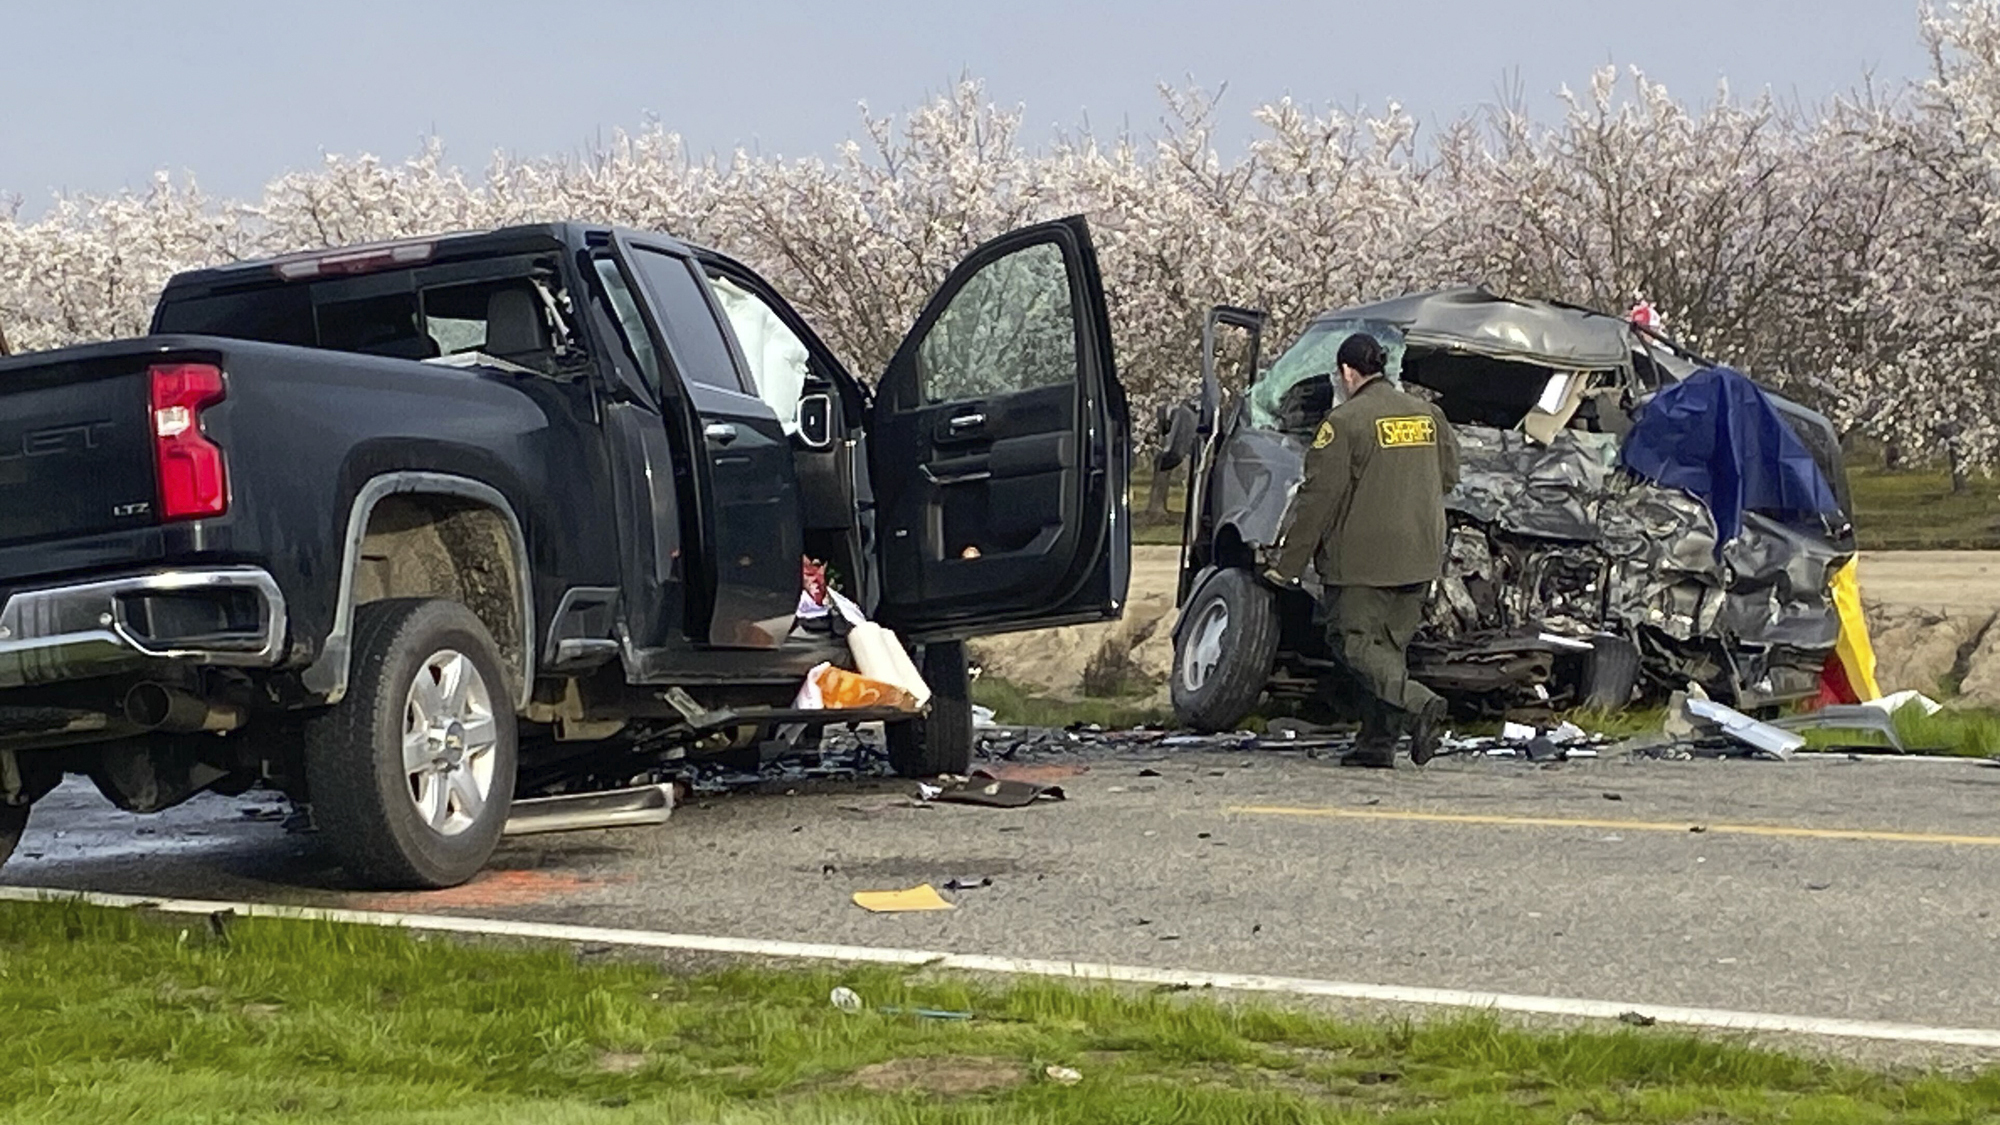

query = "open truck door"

[
  {"left": 870, "top": 216, "right": 1129, "bottom": 641},
  {"left": 611, "top": 232, "right": 804, "bottom": 650},
  {"left": 1178, "top": 305, "right": 1266, "bottom": 603}
]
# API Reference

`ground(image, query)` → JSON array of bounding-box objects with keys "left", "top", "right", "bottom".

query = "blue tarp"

[{"left": 1620, "top": 366, "right": 1843, "bottom": 549}]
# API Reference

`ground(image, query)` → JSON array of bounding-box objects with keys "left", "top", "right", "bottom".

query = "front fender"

[{"left": 1208, "top": 427, "right": 1307, "bottom": 550}]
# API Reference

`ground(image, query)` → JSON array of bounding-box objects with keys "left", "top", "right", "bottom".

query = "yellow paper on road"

[{"left": 852, "top": 884, "right": 954, "bottom": 913}]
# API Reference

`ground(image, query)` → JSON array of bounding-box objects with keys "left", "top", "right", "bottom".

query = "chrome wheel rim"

[
  {"left": 1181, "top": 598, "right": 1230, "bottom": 692},
  {"left": 402, "top": 649, "right": 498, "bottom": 837}
]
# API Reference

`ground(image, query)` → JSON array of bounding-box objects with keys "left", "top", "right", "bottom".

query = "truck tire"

[
  {"left": 0, "top": 803, "right": 27, "bottom": 869},
  {"left": 1582, "top": 635, "right": 1642, "bottom": 711},
  {"left": 304, "top": 598, "right": 518, "bottom": 889},
  {"left": 886, "top": 641, "right": 973, "bottom": 778},
  {"left": 1171, "top": 567, "right": 1280, "bottom": 732}
]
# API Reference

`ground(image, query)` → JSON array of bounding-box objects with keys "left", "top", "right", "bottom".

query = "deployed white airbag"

[{"left": 709, "top": 274, "right": 810, "bottom": 435}]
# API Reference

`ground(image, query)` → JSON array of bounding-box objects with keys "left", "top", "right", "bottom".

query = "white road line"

[{"left": 5, "top": 883, "right": 1997, "bottom": 1050}]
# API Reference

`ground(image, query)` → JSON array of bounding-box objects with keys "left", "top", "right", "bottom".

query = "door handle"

[
  {"left": 704, "top": 422, "right": 738, "bottom": 445},
  {"left": 947, "top": 412, "right": 986, "bottom": 431},
  {"left": 921, "top": 463, "right": 992, "bottom": 486}
]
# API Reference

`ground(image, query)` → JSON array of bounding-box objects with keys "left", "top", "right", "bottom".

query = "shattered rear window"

[{"left": 1248, "top": 319, "right": 1405, "bottom": 435}]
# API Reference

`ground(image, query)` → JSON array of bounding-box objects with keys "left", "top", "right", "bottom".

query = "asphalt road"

[{"left": 9, "top": 745, "right": 2000, "bottom": 1035}]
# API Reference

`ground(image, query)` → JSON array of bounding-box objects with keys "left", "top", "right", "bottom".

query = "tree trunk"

[
  {"left": 0, "top": 318, "right": 10, "bottom": 358},
  {"left": 1145, "top": 466, "right": 1173, "bottom": 515},
  {"left": 1949, "top": 441, "right": 1972, "bottom": 495}
]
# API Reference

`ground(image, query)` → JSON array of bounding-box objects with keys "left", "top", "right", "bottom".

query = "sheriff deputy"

[{"left": 1264, "top": 332, "right": 1460, "bottom": 768}]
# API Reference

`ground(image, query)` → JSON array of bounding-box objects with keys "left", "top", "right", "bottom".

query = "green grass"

[
  {"left": 1561, "top": 703, "right": 2000, "bottom": 757},
  {"left": 1848, "top": 464, "right": 2000, "bottom": 551},
  {"left": 971, "top": 674, "right": 1170, "bottom": 729},
  {"left": 6, "top": 898, "right": 2000, "bottom": 1123},
  {"left": 1129, "top": 469, "right": 1190, "bottom": 545},
  {"left": 1798, "top": 703, "right": 2000, "bottom": 757},
  {"left": 1133, "top": 515, "right": 1186, "bottom": 546}
]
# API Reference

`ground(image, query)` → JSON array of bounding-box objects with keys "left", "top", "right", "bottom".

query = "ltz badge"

[{"left": 1375, "top": 415, "right": 1437, "bottom": 448}]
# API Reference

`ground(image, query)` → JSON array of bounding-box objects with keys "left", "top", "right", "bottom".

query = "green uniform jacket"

[{"left": 1273, "top": 377, "right": 1461, "bottom": 588}]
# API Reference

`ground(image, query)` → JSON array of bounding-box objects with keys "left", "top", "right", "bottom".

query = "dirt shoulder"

[{"left": 1857, "top": 551, "right": 2000, "bottom": 616}]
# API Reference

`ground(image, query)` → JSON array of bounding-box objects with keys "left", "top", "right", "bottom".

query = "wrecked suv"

[{"left": 1169, "top": 288, "right": 1854, "bottom": 731}]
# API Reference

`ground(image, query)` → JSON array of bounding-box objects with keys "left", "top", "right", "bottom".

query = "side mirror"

[{"left": 797, "top": 393, "right": 834, "bottom": 449}]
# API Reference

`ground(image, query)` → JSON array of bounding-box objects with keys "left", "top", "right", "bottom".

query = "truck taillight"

[{"left": 149, "top": 363, "right": 228, "bottom": 520}]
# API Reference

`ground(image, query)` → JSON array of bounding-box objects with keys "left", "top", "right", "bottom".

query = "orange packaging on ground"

[{"left": 794, "top": 661, "right": 920, "bottom": 712}]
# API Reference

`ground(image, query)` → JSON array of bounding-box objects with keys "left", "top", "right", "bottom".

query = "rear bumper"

[{"left": 0, "top": 568, "right": 286, "bottom": 688}]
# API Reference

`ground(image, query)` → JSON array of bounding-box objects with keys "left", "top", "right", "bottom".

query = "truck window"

[
  {"left": 154, "top": 286, "right": 316, "bottom": 347},
  {"left": 591, "top": 259, "right": 665, "bottom": 398},
  {"left": 318, "top": 292, "right": 431, "bottom": 359},
  {"left": 155, "top": 255, "right": 579, "bottom": 375},
  {"left": 915, "top": 240, "right": 1075, "bottom": 404},
  {"left": 421, "top": 277, "right": 560, "bottom": 362},
  {"left": 627, "top": 248, "right": 751, "bottom": 395}
]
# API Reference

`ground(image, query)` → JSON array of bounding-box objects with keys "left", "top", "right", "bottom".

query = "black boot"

[
  {"left": 1409, "top": 696, "right": 1447, "bottom": 766},
  {"left": 1341, "top": 742, "right": 1397, "bottom": 768},
  {"left": 1343, "top": 703, "right": 1398, "bottom": 768}
]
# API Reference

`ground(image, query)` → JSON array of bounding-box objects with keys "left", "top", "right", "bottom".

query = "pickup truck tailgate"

[{"left": 0, "top": 361, "right": 157, "bottom": 548}]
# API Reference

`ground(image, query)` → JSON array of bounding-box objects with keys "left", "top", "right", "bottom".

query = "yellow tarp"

[{"left": 1830, "top": 556, "right": 1882, "bottom": 701}]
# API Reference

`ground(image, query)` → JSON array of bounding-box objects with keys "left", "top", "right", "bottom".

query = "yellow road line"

[{"left": 1226, "top": 805, "right": 2000, "bottom": 846}]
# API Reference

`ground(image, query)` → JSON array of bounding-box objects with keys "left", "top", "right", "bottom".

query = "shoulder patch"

[
  {"left": 1375, "top": 415, "right": 1437, "bottom": 448},
  {"left": 1312, "top": 419, "right": 1337, "bottom": 449}
]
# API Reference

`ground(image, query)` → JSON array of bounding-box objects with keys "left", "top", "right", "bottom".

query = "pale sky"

[{"left": 0, "top": 0, "right": 1936, "bottom": 207}]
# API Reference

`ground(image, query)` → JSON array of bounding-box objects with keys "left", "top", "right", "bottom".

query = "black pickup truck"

[{"left": 0, "top": 217, "right": 1129, "bottom": 887}]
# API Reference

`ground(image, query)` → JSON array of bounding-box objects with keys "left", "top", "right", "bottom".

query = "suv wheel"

[
  {"left": 304, "top": 598, "right": 518, "bottom": 889},
  {"left": 1171, "top": 567, "right": 1280, "bottom": 732},
  {"left": 886, "top": 640, "right": 973, "bottom": 778},
  {"left": 0, "top": 802, "right": 28, "bottom": 869},
  {"left": 1581, "top": 635, "right": 1642, "bottom": 711}
]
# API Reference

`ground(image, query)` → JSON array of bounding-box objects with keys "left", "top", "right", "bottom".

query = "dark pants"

[{"left": 1325, "top": 583, "right": 1440, "bottom": 746}]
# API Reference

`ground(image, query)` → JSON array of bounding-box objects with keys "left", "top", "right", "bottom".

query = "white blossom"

[{"left": 4, "top": 10, "right": 2000, "bottom": 476}]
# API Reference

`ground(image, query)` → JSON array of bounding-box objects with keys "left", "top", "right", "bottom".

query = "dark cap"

[{"left": 1337, "top": 332, "right": 1387, "bottom": 377}]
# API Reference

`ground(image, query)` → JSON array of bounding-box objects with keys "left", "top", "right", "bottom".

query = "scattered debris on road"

[
  {"left": 1770, "top": 705, "right": 1906, "bottom": 751},
  {"left": 933, "top": 777, "right": 1066, "bottom": 808},
  {"left": 1436, "top": 718, "right": 1610, "bottom": 762},
  {"left": 1621, "top": 685, "right": 1813, "bottom": 760},
  {"left": 1686, "top": 697, "right": 1805, "bottom": 759},
  {"left": 851, "top": 884, "right": 955, "bottom": 913},
  {"left": 657, "top": 685, "right": 1964, "bottom": 808}
]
